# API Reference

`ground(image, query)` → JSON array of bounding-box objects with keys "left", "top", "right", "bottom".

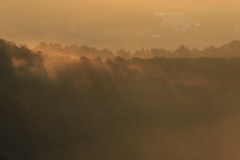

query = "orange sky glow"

[{"left": 1, "top": 0, "right": 240, "bottom": 49}]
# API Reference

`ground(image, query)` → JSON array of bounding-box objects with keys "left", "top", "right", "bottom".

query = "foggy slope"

[{"left": 1, "top": 39, "right": 240, "bottom": 160}]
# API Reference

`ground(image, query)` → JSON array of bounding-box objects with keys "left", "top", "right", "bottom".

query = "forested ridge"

[{"left": 1, "top": 39, "right": 240, "bottom": 160}]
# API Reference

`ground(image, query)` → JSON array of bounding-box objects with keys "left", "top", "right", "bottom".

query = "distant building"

[
  {"left": 155, "top": 12, "right": 193, "bottom": 32},
  {"left": 156, "top": 12, "right": 192, "bottom": 22}
]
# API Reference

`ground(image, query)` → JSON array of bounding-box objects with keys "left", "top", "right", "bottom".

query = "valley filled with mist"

[{"left": 1, "top": 38, "right": 240, "bottom": 160}]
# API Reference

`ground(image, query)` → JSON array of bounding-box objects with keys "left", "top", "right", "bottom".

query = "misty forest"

[{"left": 1, "top": 38, "right": 240, "bottom": 160}]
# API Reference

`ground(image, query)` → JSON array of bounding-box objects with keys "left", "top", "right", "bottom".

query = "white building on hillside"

[{"left": 155, "top": 12, "right": 193, "bottom": 32}]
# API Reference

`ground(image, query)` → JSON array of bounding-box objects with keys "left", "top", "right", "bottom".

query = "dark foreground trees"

[{"left": 1, "top": 39, "right": 240, "bottom": 160}]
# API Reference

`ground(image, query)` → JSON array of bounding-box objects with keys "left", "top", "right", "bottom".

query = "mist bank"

[{"left": 1, "top": 39, "right": 240, "bottom": 160}]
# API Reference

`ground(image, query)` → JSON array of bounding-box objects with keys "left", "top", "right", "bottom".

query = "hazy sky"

[{"left": 1, "top": 0, "right": 240, "bottom": 48}]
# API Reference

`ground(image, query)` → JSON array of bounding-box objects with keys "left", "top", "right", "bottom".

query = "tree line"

[{"left": 33, "top": 40, "right": 240, "bottom": 59}]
